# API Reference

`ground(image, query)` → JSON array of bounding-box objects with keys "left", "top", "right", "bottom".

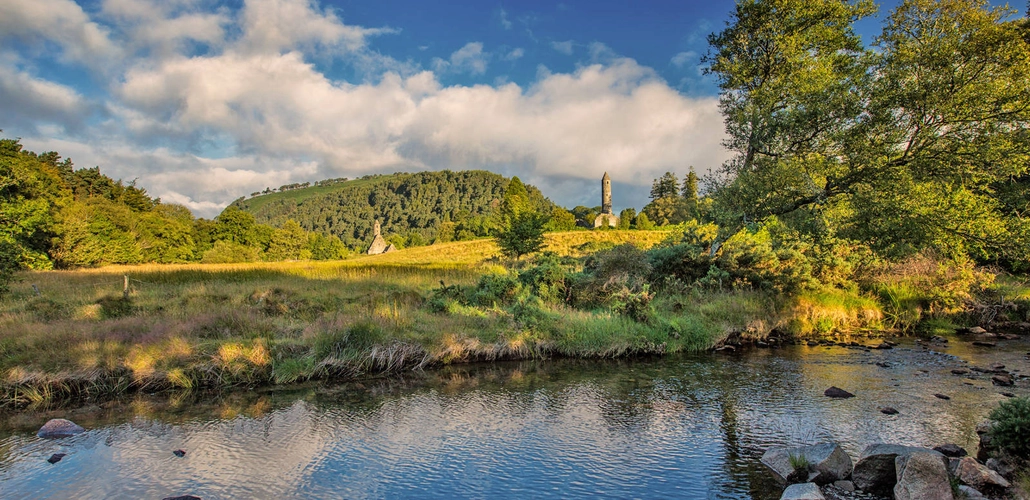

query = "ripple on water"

[{"left": 1, "top": 337, "right": 1028, "bottom": 499}]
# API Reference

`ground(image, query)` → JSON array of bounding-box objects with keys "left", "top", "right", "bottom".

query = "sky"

[{"left": 0, "top": 0, "right": 1025, "bottom": 217}]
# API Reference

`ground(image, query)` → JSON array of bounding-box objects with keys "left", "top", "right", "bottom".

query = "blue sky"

[{"left": 0, "top": 0, "right": 1025, "bottom": 216}]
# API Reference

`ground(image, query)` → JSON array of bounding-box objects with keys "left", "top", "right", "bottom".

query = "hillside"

[{"left": 230, "top": 171, "right": 554, "bottom": 250}]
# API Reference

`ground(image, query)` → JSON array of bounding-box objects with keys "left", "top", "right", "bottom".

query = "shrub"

[
  {"left": 989, "top": 396, "right": 1030, "bottom": 459},
  {"left": 96, "top": 295, "right": 134, "bottom": 319},
  {"left": 469, "top": 272, "right": 521, "bottom": 306},
  {"left": 576, "top": 243, "right": 652, "bottom": 306},
  {"left": 518, "top": 252, "right": 573, "bottom": 304}
]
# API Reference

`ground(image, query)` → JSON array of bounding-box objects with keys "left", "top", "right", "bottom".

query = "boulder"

[
  {"left": 957, "top": 485, "right": 988, "bottom": 500},
  {"left": 780, "top": 482, "right": 825, "bottom": 500},
  {"left": 47, "top": 453, "right": 66, "bottom": 464},
  {"left": 894, "top": 451, "right": 953, "bottom": 500},
  {"left": 954, "top": 456, "right": 1010, "bottom": 491},
  {"left": 852, "top": 444, "right": 941, "bottom": 496},
  {"left": 831, "top": 480, "right": 854, "bottom": 492},
  {"left": 824, "top": 387, "right": 855, "bottom": 398},
  {"left": 762, "top": 443, "right": 853, "bottom": 485},
  {"left": 951, "top": 369, "right": 969, "bottom": 375},
  {"left": 37, "top": 418, "right": 85, "bottom": 438},
  {"left": 986, "top": 456, "right": 1017, "bottom": 478},
  {"left": 972, "top": 341, "right": 996, "bottom": 347},
  {"left": 879, "top": 406, "right": 899, "bottom": 415},
  {"left": 991, "top": 374, "right": 1014, "bottom": 386},
  {"left": 968, "top": 327, "right": 988, "bottom": 334},
  {"left": 933, "top": 443, "right": 967, "bottom": 458},
  {"left": 934, "top": 393, "right": 951, "bottom": 400}
]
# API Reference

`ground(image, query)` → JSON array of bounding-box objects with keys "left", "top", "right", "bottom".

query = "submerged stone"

[
  {"left": 824, "top": 387, "right": 854, "bottom": 398},
  {"left": 47, "top": 453, "right": 66, "bottom": 464},
  {"left": 37, "top": 419, "right": 84, "bottom": 438},
  {"left": 879, "top": 407, "right": 899, "bottom": 415}
]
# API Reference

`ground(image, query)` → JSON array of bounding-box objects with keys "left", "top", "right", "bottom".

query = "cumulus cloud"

[
  {"left": 0, "top": 0, "right": 121, "bottom": 67},
  {"left": 498, "top": 8, "right": 512, "bottom": 30},
  {"left": 5, "top": 0, "right": 729, "bottom": 216},
  {"left": 0, "top": 64, "right": 92, "bottom": 134}
]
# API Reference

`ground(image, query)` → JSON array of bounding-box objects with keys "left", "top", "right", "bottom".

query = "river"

[{"left": 1, "top": 336, "right": 1027, "bottom": 499}]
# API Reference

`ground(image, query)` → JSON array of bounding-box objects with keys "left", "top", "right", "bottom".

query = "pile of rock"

[{"left": 763, "top": 441, "right": 1013, "bottom": 500}]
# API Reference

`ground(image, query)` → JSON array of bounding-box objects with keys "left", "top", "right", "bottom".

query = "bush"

[
  {"left": 201, "top": 240, "right": 260, "bottom": 264},
  {"left": 518, "top": 253, "right": 573, "bottom": 304},
  {"left": 989, "top": 396, "right": 1030, "bottom": 459},
  {"left": 469, "top": 272, "right": 521, "bottom": 306},
  {"left": 576, "top": 243, "right": 652, "bottom": 306}
]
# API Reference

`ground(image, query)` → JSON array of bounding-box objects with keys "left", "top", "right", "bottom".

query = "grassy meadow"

[
  {"left": 2, "top": 230, "right": 1026, "bottom": 408},
  {"left": 0, "top": 231, "right": 671, "bottom": 406}
]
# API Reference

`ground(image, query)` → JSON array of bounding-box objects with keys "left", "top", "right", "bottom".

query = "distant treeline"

[
  {"left": 231, "top": 170, "right": 557, "bottom": 250},
  {"left": 0, "top": 138, "right": 349, "bottom": 270}
]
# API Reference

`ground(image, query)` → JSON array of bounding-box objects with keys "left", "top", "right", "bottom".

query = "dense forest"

[{"left": 230, "top": 171, "right": 555, "bottom": 249}]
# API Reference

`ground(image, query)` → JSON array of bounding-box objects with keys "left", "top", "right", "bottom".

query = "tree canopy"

[{"left": 706, "top": 0, "right": 1030, "bottom": 265}]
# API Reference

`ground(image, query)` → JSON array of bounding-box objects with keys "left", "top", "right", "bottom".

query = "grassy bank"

[{"left": 1, "top": 230, "right": 1026, "bottom": 408}]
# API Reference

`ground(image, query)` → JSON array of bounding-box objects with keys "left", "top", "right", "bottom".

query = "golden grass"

[{"left": 0, "top": 231, "right": 673, "bottom": 407}]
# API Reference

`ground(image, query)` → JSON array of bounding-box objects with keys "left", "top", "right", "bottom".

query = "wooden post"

[{"left": 123, "top": 275, "right": 129, "bottom": 299}]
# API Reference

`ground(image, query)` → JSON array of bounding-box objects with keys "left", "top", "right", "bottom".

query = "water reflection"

[{"left": 1, "top": 339, "right": 1027, "bottom": 499}]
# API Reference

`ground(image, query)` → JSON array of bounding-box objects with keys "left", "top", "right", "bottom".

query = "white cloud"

[
  {"left": 504, "top": 48, "right": 525, "bottom": 61},
  {"left": 670, "top": 51, "right": 697, "bottom": 68},
  {"left": 0, "top": 0, "right": 122, "bottom": 67},
  {"left": 238, "top": 0, "right": 392, "bottom": 54},
  {"left": 432, "top": 42, "right": 490, "bottom": 76},
  {"left": 4, "top": 0, "right": 730, "bottom": 216},
  {"left": 499, "top": 8, "right": 512, "bottom": 30},
  {"left": 550, "top": 40, "right": 574, "bottom": 55},
  {"left": 0, "top": 63, "right": 91, "bottom": 133}
]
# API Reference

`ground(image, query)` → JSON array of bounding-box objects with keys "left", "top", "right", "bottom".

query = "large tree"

[{"left": 706, "top": 0, "right": 1030, "bottom": 262}]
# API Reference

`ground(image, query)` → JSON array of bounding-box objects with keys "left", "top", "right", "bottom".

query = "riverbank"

[{"left": 1, "top": 231, "right": 1027, "bottom": 408}]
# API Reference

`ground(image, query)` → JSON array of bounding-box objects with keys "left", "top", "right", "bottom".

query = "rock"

[
  {"left": 715, "top": 345, "right": 736, "bottom": 352},
  {"left": 957, "top": 485, "right": 988, "bottom": 500},
  {"left": 951, "top": 369, "right": 969, "bottom": 375},
  {"left": 780, "top": 483, "right": 825, "bottom": 500},
  {"left": 972, "top": 341, "right": 996, "bottom": 347},
  {"left": 162, "top": 497, "right": 202, "bottom": 500},
  {"left": 929, "top": 335, "right": 948, "bottom": 343},
  {"left": 875, "top": 362, "right": 891, "bottom": 368},
  {"left": 831, "top": 480, "right": 854, "bottom": 492},
  {"left": 173, "top": 449, "right": 186, "bottom": 457},
  {"left": 934, "top": 393, "right": 951, "bottom": 400},
  {"left": 932, "top": 444, "right": 967, "bottom": 458},
  {"left": 894, "top": 451, "right": 954, "bottom": 500},
  {"left": 47, "top": 453, "right": 66, "bottom": 464},
  {"left": 1001, "top": 392, "right": 1015, "bottom": 398},
  {"left": 37, "top": 419, "right": 85, "bottom": 438},
  {"left": 879, "top": 407, "right": 899, "bottom": 415},
  {"left": 871, "top": 342, "right": 893, "bottom": 349},
  {"left": 757, "top": 341, "right": 770, "bottom": 348},
  {"left": 824, "top": 387, "right": 855, "bottom": 398},
  {"left": 852, "top": 444, "right": 941, "bottom": 496},
  {"left": 991, "top": 374, "right": 1014, "bottom": 386},
  {"left": 990, "top": 363, "right": 1006, "bottom": 371},
  {"left": 954, "top": 456, "right": 1010, "bottom": 491},
  {"left": 968, "top": 327, "right": 988, "bottom": 334},
  {"left": 985, "top": 456, "right": 1017, "bottom": 478},
  {"left": 762, "top": 443, "right": 854, "bottom": 485}
]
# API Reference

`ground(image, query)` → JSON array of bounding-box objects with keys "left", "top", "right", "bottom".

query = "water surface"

[{"left": 2, "top": 337, "right": 1028, "bottom": 499}]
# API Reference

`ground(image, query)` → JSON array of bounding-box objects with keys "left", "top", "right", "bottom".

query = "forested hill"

[{"left": 229, "top": 171, "right": 555, "bottom": 249}]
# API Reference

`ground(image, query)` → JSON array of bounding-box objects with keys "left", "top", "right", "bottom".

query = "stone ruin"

[
  {"left": 366, "top": 220, "right": 396, "bottom": 255},
  {"left": 593, "top": 172, "right": 620, "bottom": 228}
]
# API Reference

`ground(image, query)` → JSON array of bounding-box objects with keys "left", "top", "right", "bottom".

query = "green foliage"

[
  {"left": 546, "top": 207, "right": 577, "bottom": 231},
  {"left": 576, "top": 243, "right": 653, "bottom": 306},
  {"left": 469, "top": 271, "right": 522, "bottom": 306},
  {"left": 518, "top": 253, "right": 574, "bottom": 303},
  {"left": 706, "top": 0, "right": 1030, "bottom": 267},
  {"left": 265, "top": 220, "right": 309, "bottom": 261},
  {"left": 650, "top": 172, "right": 680, "bottom": 200},
  {"left": 496, "top": 177, "right": 549, "bottom": 260},
  {"left": 989, "top": 397, "right": 1030, "bottom": 459},
  {"left": 231, "top": 170, "right": 554, "bottom": 250},
  {"left": 306, "top": 232, "right": 348, "bottom": 260},
  {"left": 634, "top": 212, "right": 655, "bottom": 230},
  {"left": 0, "top": 239, "right": 19, "bottom": 298}
]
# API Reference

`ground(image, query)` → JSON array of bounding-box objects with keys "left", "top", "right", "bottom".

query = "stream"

[{"left": 2, "top": 335, "right": 1028, "bottom": 499}]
